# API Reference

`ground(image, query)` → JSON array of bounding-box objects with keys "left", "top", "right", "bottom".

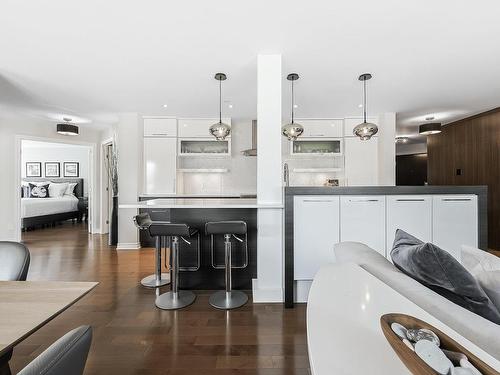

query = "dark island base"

[{"left": 140, "top": 208, "right": 257, "bottom": 290}]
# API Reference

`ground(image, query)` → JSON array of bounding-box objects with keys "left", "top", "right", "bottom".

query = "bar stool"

[
  {"left": 205, "top": 220, "right": 248, "bottom": 309},
  {"left": 154, "top": 223, "right": 200, "bottom": 310},
  {"left": 133, "top": 213, "right": 170, "bottom": 288}
]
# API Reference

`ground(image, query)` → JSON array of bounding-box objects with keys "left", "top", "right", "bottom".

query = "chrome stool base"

[
  {"left": 155, "top": 290, "right": 196, "bottom": 310},
  {"left": 140, "top": 273, "right": 170, "bottom": 288},
  {"left": 209, "top": 290, "right": 248, "bottom": 310}
]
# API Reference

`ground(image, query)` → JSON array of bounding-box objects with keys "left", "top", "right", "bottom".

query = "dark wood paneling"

[
  {"left": 396, "top": 153, "right": 428, "bottom": 186},
  {"left": 428, "top": 108, "right": 500, "bottom": 250}
]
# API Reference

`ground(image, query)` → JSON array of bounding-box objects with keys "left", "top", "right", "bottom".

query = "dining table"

[{"left": 0, "top": 280, "right": 98, "bottom": 374}]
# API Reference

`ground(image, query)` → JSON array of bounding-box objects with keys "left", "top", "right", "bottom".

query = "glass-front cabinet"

[
  {"left": 178, "top": 138, "right": 231, "bottom": 156},
  {"left": 290, "top": 138, "right": 343, "bottom": 156}
]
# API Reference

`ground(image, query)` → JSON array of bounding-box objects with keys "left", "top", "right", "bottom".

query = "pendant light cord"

[
  {"left": 363, "top": 78, "right": 367, "bottom": 123},
  {"left": 291, "top": 79, "right": 295, "bottom": 124},
  {"left": 219, "top": 79, "right": 222, "bottom": 124}
]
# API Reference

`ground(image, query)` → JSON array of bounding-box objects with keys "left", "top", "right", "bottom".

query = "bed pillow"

[
  {"left": 49, "top": 182, "right": 69, "bottom": 198},
  {"left": 391, "top": 229, "right": 500, "bottom": 324},
  {"left": 29, "top": 183, "right": 50, "bottom": 198},
  {"left": 461, "top": 245, "right": 500, "bottom": 311},
  {"left": 64, "top": 182, "right": 78, "bottom": 196}
]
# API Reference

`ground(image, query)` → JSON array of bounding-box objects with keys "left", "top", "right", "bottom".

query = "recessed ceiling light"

[
  {"left": 228, "top": 104, "right": 233, "bottom": 109},
  {"left": 395, "top": 136, "right": 409, "bottom": 144},
  {"left": 358, "top": 104, "right": 363, "bottom": 108},
  {"left": 425, "top": 116, "right": 435, "bottom": 121},
  {"left": 293, "top": 104, "right": 298, "bottom": 108},
  {"left": 162, "top": 104, "right": 168, "bottom": 108}
]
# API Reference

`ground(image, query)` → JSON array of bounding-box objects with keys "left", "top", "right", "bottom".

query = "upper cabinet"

[
  {"left": 290, "top": 138, "right": 343, "bottom": 156},
  {"left": 344, "top": 117, "right": 378, "bottom": 137},
  {"left": 144, "top": 117, "right": 177, "bottom": 137},
  {"left": 295, "top": 119, "right": 343, "bottom": 138},
  {"left": 178, "top": 118, "right": 232, "bottom": 138}
]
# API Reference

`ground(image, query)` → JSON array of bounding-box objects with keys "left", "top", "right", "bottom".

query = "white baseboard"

[
  {"left": 116, "top": 242, "right": 140, "bottom": 250},
  {"left": 252, "top": 279, "right": 283, "bottom": 303}
]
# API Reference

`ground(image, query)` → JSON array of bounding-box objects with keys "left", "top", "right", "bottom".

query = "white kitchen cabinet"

[
  {"left": 144, "top": 117, "right": 177, "bottom": 137},
  {"left": 340, "top": 196, "right": 386, "bottom": 256},
  {"left": 386, "top": 195, "right": 433, "bottom": 257},
  {"left": 344, "top": 136, "right": 378, "bottom": 186},
  {"left": 290, "top": 138, "right": 343, "bottom": 156},
  {"left": 178, "top": 118, "right": 231, "bottom": 138},
  {"left": 344, "top": 117, "right": 377, "bottom": 137},
  {"left": 178, "top": 138, "right": 231, "bottom": 157},
  {"left": 295, "top": 119, "right": 343, "bottom": 138},
  {"left": 143, "top": 137, "right": 177, "bottom": 194},
  {"left": 294, "top": 196, "right": 340, "bottom": 280},
  {"left": 432, "top": 195, "right": 478, "bottom": 259}
]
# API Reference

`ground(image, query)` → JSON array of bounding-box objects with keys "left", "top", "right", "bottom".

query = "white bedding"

[{"left": 21, "top": 195, "right": 79, "bottom": 218}]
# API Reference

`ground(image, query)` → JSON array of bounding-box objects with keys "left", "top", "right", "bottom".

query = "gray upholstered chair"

[
  {"left": 17, "top": 326, "right": 92, "bottom": 375},
  {"left": 0, "top": 242, "right": 30, "bottom": 281}
]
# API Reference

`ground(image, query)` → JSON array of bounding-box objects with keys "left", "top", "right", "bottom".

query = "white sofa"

[{"left": 334, "top": 242, "right": 500, "bottom": 360}]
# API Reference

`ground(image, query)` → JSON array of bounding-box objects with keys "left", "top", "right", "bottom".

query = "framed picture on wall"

[
  {"left": 45, "top": 162, "right": 60, "bottom": 177},
  {"left": 26, "top": 162, "right": 42, "bottom": 177},
  {"left": 63, "top": 162, "right": 79, "bottom": 177}
]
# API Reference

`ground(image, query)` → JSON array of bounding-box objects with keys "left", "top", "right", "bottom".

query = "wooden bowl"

[{"left": 380, "top": 313, "right": 499, "bottom": 375}]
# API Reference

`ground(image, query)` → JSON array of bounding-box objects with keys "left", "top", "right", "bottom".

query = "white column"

[
  {"left": 253, "top": 54, "right": 284, "bottom": 302},
  {"left": 377, "top": 112, "right": 396, "bottom": 186},
  {"left": 116, "top": 113, "right": 141, "bottom": 249}
]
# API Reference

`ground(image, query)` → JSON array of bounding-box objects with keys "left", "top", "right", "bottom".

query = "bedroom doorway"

[{"left": 17, "top": 138, "right": 95, "bottom": 241}]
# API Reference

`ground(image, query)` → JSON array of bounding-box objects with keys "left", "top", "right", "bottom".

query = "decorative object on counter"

[
  {"left": 324, "top": 179, "right": 339, "bottom": 187},
  {"left": 105, "top": 140, "right": 119, "bottom": 246},
  {"left": 63, "top": 162, "right": 79, "bottom": 177},
  {"left": 44, "top": 162, "right": 60, "bottom": 177},
  {"left": 282, "top": 73, "right": 304, "bottom": 141},
  {"left": 209, "top": 73, "right": 231, "bottom": 141},
  {"left": 353, "top": 73, "right": 378, "bottom": 140},
  {"left": 26, "top": 162, "right": 42, "bottom": 177},
  {"left": 381, "top": 313, "right": 495, "bottom": 375},
  {"left": 56, "top": 117, "right": 79, "bottom": 136}
]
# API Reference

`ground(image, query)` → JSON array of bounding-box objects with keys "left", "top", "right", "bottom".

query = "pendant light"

[
  {"left": 419, "top": 118, "right": 442, "bottom": 135},
  {"left": 209, "top": 73, "right": 231, "bottom": 141},
  {"left": 57, "top": 117, "right": 79, "bottom": 136},
  {"left": 353, "top": 73, "right": 378, "bottom": 140},
  {"left": 282, "top": 73, "right": 304, "bottom": 141}
]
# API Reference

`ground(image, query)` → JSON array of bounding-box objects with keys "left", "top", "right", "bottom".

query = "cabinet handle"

[
  {"left": 303, "top": 199, "right": 335, "bottom": 203},
  {"left": 151, "top": 133, "right": 168, "bottom": 136},
  {"left": 349, "top": 199, "right": 380, "bottom": 202},
  {"left": 442, "top": 198, "right": 472, "bottom": 202},
  {"left": 396, "top": 199, "right": 425, "bottom": 202},
  {"left": 151, "top": 210, "right": 167, "bottom": 213}
]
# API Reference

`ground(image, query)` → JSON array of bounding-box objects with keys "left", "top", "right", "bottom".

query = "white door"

[
  {"left": 340, "top": 196, "right": 386, "bottom": 256},
  {"left": 144, "top": 138, "right": 177, "bottom": 194},
  {"left": 386, "top": 195, "right": 433, "bottom": 259},
  {"left": 432, "top": 195, "right": 478, "bottom": 260},
  {"left": 344, "top": 137, "right": 378, "bottom": 186},
  {"left": 294, "top": 196, "right": 340, "bottom": 280}
]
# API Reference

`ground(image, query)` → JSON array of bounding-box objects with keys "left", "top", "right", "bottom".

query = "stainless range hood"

[{"left": 241, "top": 120, "right": 257, "bottom": 156}]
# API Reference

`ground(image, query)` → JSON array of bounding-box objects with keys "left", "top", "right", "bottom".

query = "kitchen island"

[
  {"left": 120, "top": 198, "right": 282, "bottom": 291},
  {"left": 284, "top": 185, "right": 488, "bottom": 307}
]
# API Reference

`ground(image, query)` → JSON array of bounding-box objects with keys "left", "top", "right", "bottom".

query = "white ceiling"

[{"left": 1, "top": 0, "right": 500, "bottom": 140}]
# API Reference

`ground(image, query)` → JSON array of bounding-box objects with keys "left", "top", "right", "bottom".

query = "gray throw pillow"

[{"left": 391, "top": 229, "right": 500, "bottom": 324}]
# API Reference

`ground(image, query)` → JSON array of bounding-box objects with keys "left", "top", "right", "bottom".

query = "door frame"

[{"left": 14, "top": 135, "right": 98, "bottom": 241}]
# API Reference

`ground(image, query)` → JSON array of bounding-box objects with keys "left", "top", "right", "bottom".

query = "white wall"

[
  {"left": 0, "top": 113, "right": 108, "bottom": 241},
  {"left": 377, "top": 112, "right": 397, "bottom": 185},
  {"left": 21, "top": 142, "right": 90, "bottom": 195}
]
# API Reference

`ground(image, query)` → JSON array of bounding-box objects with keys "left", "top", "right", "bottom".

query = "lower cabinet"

[
  {"left": 432, "top": 195, "right": 478, "bottom": 259},
  {"left": 340, "top": 196, "right": 386, "bottom": 256},
  {"left": 293, "top": 196, "right": 340, "bottom": 280},
  {"left": 386, "top": 195, "right": 433, "bottom": 258}
]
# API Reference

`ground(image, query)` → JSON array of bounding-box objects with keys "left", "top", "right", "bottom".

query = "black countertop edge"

[{"left": 284, "top": 185, "right": 488, "bottom": 196}]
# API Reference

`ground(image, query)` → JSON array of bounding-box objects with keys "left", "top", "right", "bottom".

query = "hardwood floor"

[{"left": 11, "top": 223, "right": 309, "bottom": 375}]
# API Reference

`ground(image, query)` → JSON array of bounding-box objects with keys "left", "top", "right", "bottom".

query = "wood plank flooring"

[{"left": 10, "top": 223, "right": 309, "bottom": 375}]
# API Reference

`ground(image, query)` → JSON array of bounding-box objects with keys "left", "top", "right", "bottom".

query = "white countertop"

[
  {"left": 307, "top": 263, "right": 500, "bottom": 375},
  {"left": 119, "top": 198, "right": 283, "bottom": 209}
]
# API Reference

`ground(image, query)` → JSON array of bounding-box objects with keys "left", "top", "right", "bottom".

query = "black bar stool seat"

[
  {"left": 155, "top": 223, "right": 199, "bottom": 310},
  {"left": 206, "top": 220, "right": 248, "bottom": 310},
  {"left": 133, "top": 213, "right": 170, "bottom": 288}
]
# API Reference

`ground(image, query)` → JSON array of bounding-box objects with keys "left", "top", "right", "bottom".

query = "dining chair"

[
  {"left": 0, "top": 242, "right": 30, "bottom": 281},
  {"left": 17, "top": 326, "right": 92, "bottom": 375}
]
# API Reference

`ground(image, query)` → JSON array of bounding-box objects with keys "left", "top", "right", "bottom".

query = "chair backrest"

[
  {"left": 18, "top": 326, "right": 92, "bottom": 375},
  {"left": 133, "top": 212, "right": 153, "bottom": 230},
  {"left": 0, "top": 241, "right": 30, "bottom": 281}
]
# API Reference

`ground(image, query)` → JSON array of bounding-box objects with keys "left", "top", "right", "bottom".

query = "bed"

[{"left": 21, "top": 178, "right": 84, "bottom": 230}]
